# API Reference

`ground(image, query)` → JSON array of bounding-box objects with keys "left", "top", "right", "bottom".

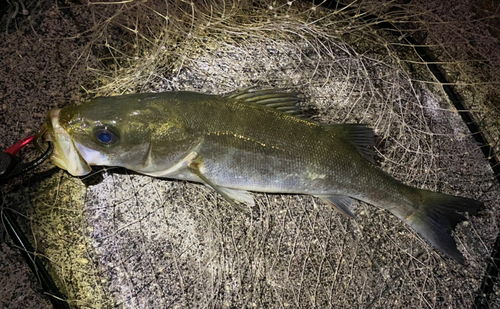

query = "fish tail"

[{"left": 398, "top": 190, "right": 481, "bottom": 264}]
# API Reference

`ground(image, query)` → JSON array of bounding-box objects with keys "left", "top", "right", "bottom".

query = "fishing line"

[{"left": 0, "top": 138, "right": 71, "bottom": 309}]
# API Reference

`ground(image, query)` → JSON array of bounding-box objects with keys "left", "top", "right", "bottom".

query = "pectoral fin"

[
  {"left": 318, "top": 195, "right": 357, "bottom": 219},
  {"left": 212, "top": 186, "right": 255, "bottom": 206},
  {"left": 187, "top": 158, "right": 254, "bottom": 212}
]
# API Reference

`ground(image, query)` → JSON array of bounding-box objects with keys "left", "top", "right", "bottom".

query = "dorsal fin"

[
  {"left": 326, "top": 124, "right": 376, "bottom": 164},
  {"left": 225, "top": 88, "right": 304, "bottom": 117}
]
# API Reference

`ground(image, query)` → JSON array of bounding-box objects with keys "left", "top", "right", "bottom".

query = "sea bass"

[{"left": 35, "top": 89, "right": 481, "bottom": 263}]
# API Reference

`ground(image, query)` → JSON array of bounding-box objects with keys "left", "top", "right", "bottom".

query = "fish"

[{"left": 34, "top": 88, "right": 481, "bottom": 264}]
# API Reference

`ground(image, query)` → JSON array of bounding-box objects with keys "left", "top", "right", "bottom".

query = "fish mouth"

[{"left": 35, "top": 108, "right": 92, "bottom": 176}]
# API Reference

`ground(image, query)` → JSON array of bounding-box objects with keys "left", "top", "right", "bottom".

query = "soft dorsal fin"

[
  {"left": 326, "top": 124, "right": 376, "bottom": 164},
  {"left": 225, "top": 88, "right": 304, "bottom": 117}
]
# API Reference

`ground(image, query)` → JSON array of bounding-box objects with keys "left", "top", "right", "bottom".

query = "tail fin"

[{"left": 399, "top": 190, "right": 481, "bottom": 264}]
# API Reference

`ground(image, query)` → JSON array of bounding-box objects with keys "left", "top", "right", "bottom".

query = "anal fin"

[{"left": 318, "top": 195, "right": 357, "bottom": 219}]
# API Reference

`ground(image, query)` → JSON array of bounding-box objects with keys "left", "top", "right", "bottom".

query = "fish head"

[{"left": 35, "top": 96, "right": 156, "bottom": 176}]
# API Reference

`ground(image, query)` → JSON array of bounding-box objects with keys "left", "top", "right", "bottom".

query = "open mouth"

[{"left": 35, "top": 109, "right": 92, "bottom": 176}]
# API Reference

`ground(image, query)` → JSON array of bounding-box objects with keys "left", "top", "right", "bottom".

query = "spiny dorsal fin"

[
  {"left": 226, "top": 88, "right": 304, "bottom": 117},
  {"left": 326, "top": 124, "right": 376, "bottom": 164}
]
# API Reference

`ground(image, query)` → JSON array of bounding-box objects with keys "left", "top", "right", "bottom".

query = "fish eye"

[{"left": 94, "top": 127, "right": 119, "bottom": 145}]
